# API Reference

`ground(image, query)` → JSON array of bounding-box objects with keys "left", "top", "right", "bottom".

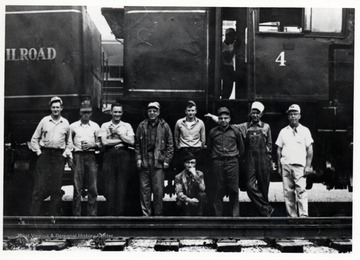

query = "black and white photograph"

[{"left": 1, "top": 0, "right": 358, "bottom": 257}]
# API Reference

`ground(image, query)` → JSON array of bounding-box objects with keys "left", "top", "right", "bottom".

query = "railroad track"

[{"left": 3, "top": 216, "right": 352, "bottom": 240}]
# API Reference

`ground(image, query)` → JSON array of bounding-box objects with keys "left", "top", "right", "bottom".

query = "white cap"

[
  {"left": 287, "top": 104, "right": 301, "bottom": 113},
  {"left": 251, "top": 101, "right": 264, "bottom": 113}
]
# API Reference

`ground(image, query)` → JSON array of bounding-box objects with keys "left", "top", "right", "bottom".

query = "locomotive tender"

[{"left": 3, "top": 6, "right": 354, "bottom": 215}]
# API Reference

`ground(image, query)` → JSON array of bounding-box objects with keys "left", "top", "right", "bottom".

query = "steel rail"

[{"left": 3, "top": 216, "right": 352, "bottom": 240}]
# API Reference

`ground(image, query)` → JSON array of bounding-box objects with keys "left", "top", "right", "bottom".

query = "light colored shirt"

[
  {"left": 30, "top": 115, "right": 72, "bottom": 157},
  {"left": 70, "top": 120, "right": 100, "bottom": 152},
  {"left": 275, "top": 124, "right": 314, "bottom": 167},
  {"left": 99, "top": 120, "right": 134, "bottom": 146},
  {"left": 174, "top": 117, "right": 206, "bottom": 149}
]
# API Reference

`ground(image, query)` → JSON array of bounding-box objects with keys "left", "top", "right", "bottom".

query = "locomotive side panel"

[
  {"left": 255, "top": 37, "right": 329, "bottom": 100},
  {"left": 4, "top": 6, "right": 102, "bottom": 142},
  {"left": 124, "top": 7, "right": 209, "bottom": 99},
  {"left": 5, "top": 7, "right": 84, "bottom": 110}
]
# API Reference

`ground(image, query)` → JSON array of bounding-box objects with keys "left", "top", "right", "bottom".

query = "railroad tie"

[
  {"left": 272, "top": 239, "right": 304, "bottom": 253},
  {"left": 328, "top": 239, "right": 352, "bottom": 253},
  {"left": 102, "top": 238, "right": 128, "bottom": 251},
  {"left": 35, "top": 239, "right": 69, "bottom": 251},
  {"left": 154, "top": 239, "right": 180, "bottom": 251},
  {"left": 216, "top": 239, "right": 241, "bottom": 252}
]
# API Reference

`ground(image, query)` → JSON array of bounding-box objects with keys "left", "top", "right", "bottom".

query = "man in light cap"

[
  {"left": 135, "top": 101, "right": 174, "bottom": 216},
  {"left": 221, "top": 28, "right": 240, "bottom": 99},
  {"left": 174, "top": 100, "right": 206, "bottom": 172},
  {"left": 276, "top": 104, "right": 314, "bottom": 217},
  {"left": 30, "top": 96, "right": 73, "bottom": 215},
  {"left": 205, "top": 101, "right": 274, "bottom": 217},
  {"left": 208, "top": 107, "right": 244, "bottom": 216},
  {"left": 70, "top": 100, "right": 100, "bottom": 216}
]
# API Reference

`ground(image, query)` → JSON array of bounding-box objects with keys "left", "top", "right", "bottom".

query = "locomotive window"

[
  {"left": 258, "top": 8, "right": 344, "bottom": 34},
  {"left": 259, "top": 8, "right": 303, "bottom": 33},
  {"left": 304, "top": 8, "right": 343, "bottom": 33}
]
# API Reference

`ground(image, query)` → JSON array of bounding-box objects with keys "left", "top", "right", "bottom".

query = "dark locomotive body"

[
  {"left": 3, "top": 6, "right": 354, "bottom": 216},
  {"left": 4, "top": 6, "right": 104, "bottom": 215}
]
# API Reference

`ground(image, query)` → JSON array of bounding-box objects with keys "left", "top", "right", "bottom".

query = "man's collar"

[
  {"left": 149, "top": 118, "right": 159, "bottom": 126},
  {"left": 249, "top": 120, "right": 262, "bottom": 127},
  {"left": 182, "top": 116, "right": 198, "bottom": 123},
  {"left": 49, "top": 116, "right": 62, "bottom": 123},
  {"left": 80, "top": 120, "right": 91, "bottom": 126}
]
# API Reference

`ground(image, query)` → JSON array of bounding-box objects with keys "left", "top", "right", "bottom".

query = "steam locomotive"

[{"left": 4, "top": 6, "right": 354, "bottom": 215}]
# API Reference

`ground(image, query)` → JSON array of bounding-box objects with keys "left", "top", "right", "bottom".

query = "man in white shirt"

[
  {"left": 275, "top": 104, "right": 314, "bottom": 217},
  {"left": 29, "top": 96, "right": 73, "bottom": 216},
  {"left": 99, "top": 103, "right": 135, "bottom": 215},
  {"left": 174, "top": 100, "right": 206, "bottom": 171},
  {"left": 70, "top": 100, "right": 100, "bottom": 216}
]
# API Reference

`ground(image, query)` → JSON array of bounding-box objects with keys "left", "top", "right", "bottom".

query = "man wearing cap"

[
  {"left": 174, "top": 153, "right": 207, "bottom": 216},
  {"left": 208, "top": 107, "right": 244, "bottom": 217},
  {"left": 70, "top": 100, "right": 100, "bottom": 216},
  {"left": 29, "top": 96, "right": 73, "bottom": 215},
  {"left": 99, "top": 103, "right": 135, "bottom": 216},
  {"left": 135, "top": 102, "right": 174, "bottom": 216},
  {"left": 236, "top": 101, "right": 274, "bottom": 217},
  {"left": 276, "top": 104, "right": 314, "bottom": 217},
  {"left": 174, "top": 100, "right": 206, "bottom": 171},
  {"left": 205, "top": 101, "right": 274, "bottom": 216},
  {"left": 222, "top": 28, "right": 240, "bottom": 99}
]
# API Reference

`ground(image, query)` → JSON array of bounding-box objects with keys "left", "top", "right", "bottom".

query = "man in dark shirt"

[{"left": 208, "top": 107, "right": 244, "bottom": 216}]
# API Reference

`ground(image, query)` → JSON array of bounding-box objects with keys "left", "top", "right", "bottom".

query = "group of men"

[{"left": 29, "top": 96, "right": 313, "bottom": 218}]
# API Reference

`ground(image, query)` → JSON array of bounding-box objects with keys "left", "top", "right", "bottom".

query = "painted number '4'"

[{"left": 275, "top": 51, "right": 286, "bottom": 66}]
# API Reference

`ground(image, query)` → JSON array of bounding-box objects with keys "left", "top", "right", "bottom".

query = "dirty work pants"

[
  {"left": 102, "top": 148, "right": 131, "bottom": 216},
  {"left": 139, "top": 166, "right": 165, "bottom": 216},
  {"left": 30, "top": 149, "right": 65, "bottom": 216},
  {"left": 72, "top": 152, "right": 98, "bottom": 216},
  {"left": 213, "top": 157, "right": 239, "bottom": 217}
]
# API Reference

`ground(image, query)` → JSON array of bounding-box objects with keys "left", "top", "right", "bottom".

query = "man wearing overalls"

[{"left": 237, "top": 102, "right": 274, "bottom": 216}]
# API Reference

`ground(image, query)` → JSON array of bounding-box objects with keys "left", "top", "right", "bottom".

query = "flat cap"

[
  {"left": 49, "top": 96, "right": 63, "bottom": 106},
  {"left": 287, "top": 104, "right": 301, "bottom": 113},
  {"left": 80, "top": 100, "right": 92, "bottom": 112},
  {"left": 148, "top": 101, "right": 160, "bottom": 110},
  {"left": 217, "top": 107, "right": 230, "bottom": 116},
  {"left": 183, "top": 152, "right": 196, "bottom": 162}
]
